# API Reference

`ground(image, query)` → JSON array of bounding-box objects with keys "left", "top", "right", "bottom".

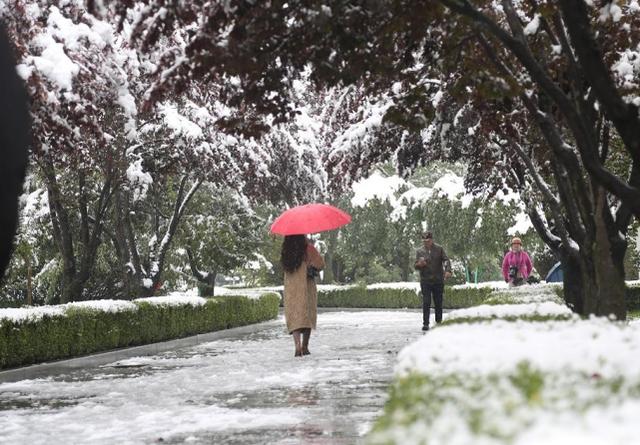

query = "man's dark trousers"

[{"left": 421, "top": 281, "right": 444, "bottom": 327}]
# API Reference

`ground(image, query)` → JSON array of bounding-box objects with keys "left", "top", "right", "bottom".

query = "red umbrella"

[{"left": 270, "top": 203, "right": 352, "bottom": 235}]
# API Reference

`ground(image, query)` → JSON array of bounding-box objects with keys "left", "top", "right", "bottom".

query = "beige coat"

[{"left": 283, "top": 243, "right": 325, "bottom": 333}]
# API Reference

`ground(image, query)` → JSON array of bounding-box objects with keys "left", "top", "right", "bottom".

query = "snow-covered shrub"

[
  {"left": 367, "top": 281, "right": 640, "bottom": 444},
  {"left": 440, "top": 302, "right": 575, "bottom": 326},
  {"left": 313, "top": 283, "right": 491, "bottom": 309},
  {"left": 444, "top": 286, "right": 493, "bottom": 308},
  {"left": 626, "top": 283, "right": 640, "bottom": 312},
  {"left": 317, "top": 285, "right": 368, "bottom": 307},
  {"left": 0, "top": 293, "right": 279, "bottom": 369}
]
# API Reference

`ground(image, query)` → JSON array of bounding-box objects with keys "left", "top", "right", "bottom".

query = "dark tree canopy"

[
  {"left": 105, "top": 0, "right": 640, "bottom": 318},
  {"left": 111, "top": 1, "right": 639, "bottom": 208}
]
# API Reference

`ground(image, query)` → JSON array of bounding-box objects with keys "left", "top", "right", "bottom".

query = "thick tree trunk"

[
  {"left": 560, "top": 253, "right": 584, "bottom": 314},
  {"left": 186, "top": 248, "right": 217, "bottom": 296},
  {"left": 586, "top": 192, "right": 626, "bottom": 319},
  {"left": 562, "top": 249, "right": 626, "bottom": 320},
  {"left": 561, "top": 201, "right": 627, "bottom": 320},
  {"left": 112, "top": 189, "right": 140, "bottom": 300},
  {"left": 139, "top": 177, "right": 202, "bottom": 298},
  {"left": 198, "top": 273, "right": 217, "bottom": 297}
]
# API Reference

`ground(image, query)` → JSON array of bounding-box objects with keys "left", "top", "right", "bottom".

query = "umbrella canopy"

[{"left": 270, "top": 203, "right": 351, "bottom": 235}]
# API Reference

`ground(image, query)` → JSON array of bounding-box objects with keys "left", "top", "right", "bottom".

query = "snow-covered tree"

[
  {"left": 3, "top": 2, "right": 323, "bottom": 302},
  {"left": 4, "top": 1, "right": 140, "bottom": 302},
  {"left": 111, "top": 0, "right": 639, "bottom": 318},
  {"left": 174, "top": 185, "right": 263, "bottom": 296}
]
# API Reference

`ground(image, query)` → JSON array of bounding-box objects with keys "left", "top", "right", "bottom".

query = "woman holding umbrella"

[
  {"left": 281, "top": 235, "right": 324, "bottom": 357},
  {"left": 272, "top": 204, "right": 351, "bottom": 358}
]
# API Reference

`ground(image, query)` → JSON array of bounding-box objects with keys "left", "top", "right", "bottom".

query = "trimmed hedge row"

[
  {"left": 317, "top": 286, "right": 419, "bottom": 308},
  {"left": 315, "top": 285, "right": 492, "bottom": 309},
  {"left": 0, "top": 293, "right": 279, "bottom": 370},
  {"left": 625, "top": 284, "right": 640, "bottom": 311},
  {"left": 444, "top": 287, "right": 494, "bottom": 308}
]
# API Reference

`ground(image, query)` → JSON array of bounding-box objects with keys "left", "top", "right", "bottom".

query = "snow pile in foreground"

[
  {"left": 368, "top": 287, "right": 640, "bottom": 445},
  {"left": 397, "top": 317, "right": 640, "bottom": 379}
]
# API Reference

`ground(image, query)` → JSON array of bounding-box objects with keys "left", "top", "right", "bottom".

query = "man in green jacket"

[{"left": 415, "top": 231, "right": 452, "bottom": 331}]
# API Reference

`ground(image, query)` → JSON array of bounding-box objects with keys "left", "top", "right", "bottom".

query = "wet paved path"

[{"left": 0, "top": 310, "right": 430, "bottom": 445}]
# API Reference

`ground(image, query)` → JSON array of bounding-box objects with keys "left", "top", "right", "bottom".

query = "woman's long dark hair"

[{"left": 281, "top": 235, "right": 307, "bottom": 273}]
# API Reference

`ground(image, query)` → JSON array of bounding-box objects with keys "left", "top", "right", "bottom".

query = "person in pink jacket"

[{"left": 502, "top": 237, "right": 533, "bottom": 287}]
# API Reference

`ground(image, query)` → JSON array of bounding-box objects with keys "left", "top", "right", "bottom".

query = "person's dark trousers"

[{"left": 420, "top": 281, "right": 444, "bottom": 326}]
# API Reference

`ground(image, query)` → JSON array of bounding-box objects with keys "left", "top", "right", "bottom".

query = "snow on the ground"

[
  {"left": 397, "top": 317, "right": 640, "bottom": 379},
  {"left": 0, "top": 311, "right": 426, "bottom": 445},
  {"left": 368, "top": 284, "right": 640, "bottom": 445},
  {"left": 444, "top": 301, "right": 573, "bottom": 322}
]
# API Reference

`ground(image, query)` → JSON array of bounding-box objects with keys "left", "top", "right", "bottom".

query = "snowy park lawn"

[{"left": 367, "top": 286, "right": 640, "bottom": 445}]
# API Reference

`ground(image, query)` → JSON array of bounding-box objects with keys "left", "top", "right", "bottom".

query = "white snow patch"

[
  {"left": 432, "top": 173, "right": 473, "bottom": 208},
  {"left": 160, "top": 104, "right": 203, "bottom": 139},
  {"left": 397, "top": 318, "right": 640, "bottom": 379},
  {"left": 508, "top": 211, "right": 533, "bottom": 235},
  {"left": 134, "top": 295, "right": 207, "bottom": 307},
  {"left": 523, "top": 14, "right": 541, "bottom": 35},
  {"left": 126, "top": 159, "right": 153, "bottom": 201},
  {"left": 351, "top": 172, "right": 407, "bottom": 208},
  {"left": 445, "top": 301, "right": 573, "bottom": 321},
  {"left": 31, "top": 37, "right": 79, "bottom": 91}
]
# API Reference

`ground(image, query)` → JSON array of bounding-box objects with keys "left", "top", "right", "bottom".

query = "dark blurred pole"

[{"left": 0, "top": 23, "right": 30, "bottom": 280}]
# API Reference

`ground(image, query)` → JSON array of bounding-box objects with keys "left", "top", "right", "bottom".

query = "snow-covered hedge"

[
  {"left": 220, "top": 281, "right": 639, "bottom": 312},
  {"left": 0, "top": 293, "right": 279, "bottom": 370},
  {"left": 219, "top": 282, "right": 494, "bottom": 308},
  {"left": 367, "top": 285, "right": 640, "bottom": 444},
  {"left": 625, "top": 281, "right": 640, "bottom": 311},
  {"left": 316, "top": 283, "right": 492, "bottom": 309}
]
